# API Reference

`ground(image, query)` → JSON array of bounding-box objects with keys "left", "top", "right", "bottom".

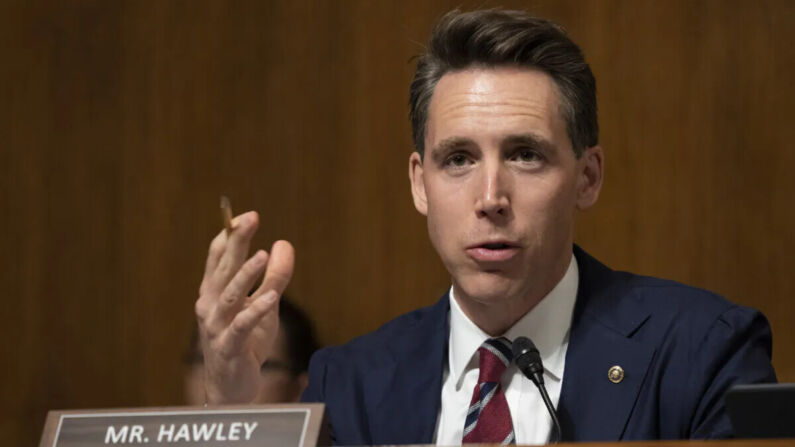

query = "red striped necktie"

[{"left": 462, "top": 337, "right": 515, "bottom": 445}]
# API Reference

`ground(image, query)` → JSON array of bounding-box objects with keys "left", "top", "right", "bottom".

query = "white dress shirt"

[{"left": 434, "top": 255, "right": 579, "bottom": 445}]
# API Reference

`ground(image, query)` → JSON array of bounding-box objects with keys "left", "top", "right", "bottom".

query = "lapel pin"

[{"left": 608, "top": 365, "right": 625, "bottom": 384}]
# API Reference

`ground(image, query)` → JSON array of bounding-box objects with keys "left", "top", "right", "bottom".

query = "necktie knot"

[{"left": 477, "top": 337, "right": 513, "bottom": 383}]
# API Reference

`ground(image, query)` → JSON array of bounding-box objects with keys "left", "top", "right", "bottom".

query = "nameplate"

[{"left": 39, "top": 404, "right": 328, "bottom": 447}]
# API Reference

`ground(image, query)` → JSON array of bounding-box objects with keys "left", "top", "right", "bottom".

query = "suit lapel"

[
  {"left": 367, "top": 296, "right": 450, "bottom": 445},
  {"left": 557, "top": 246, "right": 655, "bottom": 441}
]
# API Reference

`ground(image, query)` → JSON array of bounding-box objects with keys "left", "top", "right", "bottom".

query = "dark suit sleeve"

[
  {"left": 301, "top": 348, "right": 328, "bottom": 403},
  {"left": 689, "top": 306, "right": 777, "bottom": 438},
  {"left": 300, "top": 348, "right": 338, "bottom": 444}
]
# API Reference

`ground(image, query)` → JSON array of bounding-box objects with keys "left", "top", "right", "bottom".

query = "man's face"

[
  {"left": 254, "top": 327, "right": 307, "bottom": 403},
  {"left": 409, "top": 67, "right": 602, "bottom": 308},
  {"left": 184, "top": 327, "right": 306, "bottom": 406}
]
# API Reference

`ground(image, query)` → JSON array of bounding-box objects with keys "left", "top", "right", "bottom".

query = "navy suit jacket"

[{"left": 302, "top": 246, "right": 776, "bottom": 445}]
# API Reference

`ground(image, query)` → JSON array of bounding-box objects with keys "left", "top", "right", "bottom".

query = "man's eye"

[
  {"left": 514, "top": 149, "right": 542, "bottom": 163},
  {"left": 445, "top": 153, "right": 470, "bottom": 167}
]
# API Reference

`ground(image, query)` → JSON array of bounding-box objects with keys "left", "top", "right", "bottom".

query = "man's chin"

[{"left": 454, "top": 272, "right": 523, "bottom": 304}]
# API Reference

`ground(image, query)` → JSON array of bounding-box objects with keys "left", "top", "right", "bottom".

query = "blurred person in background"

[{"left": 184, "top": 297, "right": 319, "bottom": 405}]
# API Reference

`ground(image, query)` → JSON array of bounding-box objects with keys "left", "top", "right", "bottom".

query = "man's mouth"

[
  {"left": 481, "top": 242, "right": 513, "bottom": 249},
  {"left": 465, "top": 241, "right": 520, "bottom": 262}
]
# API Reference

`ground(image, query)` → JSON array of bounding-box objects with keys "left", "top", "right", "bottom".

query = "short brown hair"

[{"left": 409, "top": 9, "right": 598, "bottom": 158}]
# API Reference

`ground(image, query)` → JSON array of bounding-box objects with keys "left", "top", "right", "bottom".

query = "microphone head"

[{"left": 513, "top": 336, "right": 545, "bottom": 385}]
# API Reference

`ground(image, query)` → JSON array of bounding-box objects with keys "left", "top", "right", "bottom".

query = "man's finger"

[
  {"left": 253, "top": 240, "right": 295, "bottom": 297},
  {"left": 201, "top": 229, "right": 228, "bottom": 292},
  {"left": 212, "top": 250, "right": 269, "bottom": 324},
  {"left": 209, "top": 211, "right": 259, "bottom": 294},
  {"left": 221, "top": 290, "right": 279, "bottom": 356}
]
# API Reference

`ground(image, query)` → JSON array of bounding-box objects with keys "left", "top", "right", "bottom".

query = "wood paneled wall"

[{"left": 2, "top": 1, "right": 793, "bottom": 444}]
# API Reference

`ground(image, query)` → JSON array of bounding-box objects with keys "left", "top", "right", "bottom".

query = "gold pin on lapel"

[{"left": 608, "top": 365, "right": 625, "bottom": 384}]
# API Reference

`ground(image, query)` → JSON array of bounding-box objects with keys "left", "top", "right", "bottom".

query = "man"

[
  {"left": 194, "top": 9, "right": 776, "bottom": 445},
  {"left": 184, "top": 298, "right": 318, "bottom": 405}
]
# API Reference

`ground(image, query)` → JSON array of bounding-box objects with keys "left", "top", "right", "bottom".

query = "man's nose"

[{"left": 474, "top": 163, "right": 510, "bottom": 219}]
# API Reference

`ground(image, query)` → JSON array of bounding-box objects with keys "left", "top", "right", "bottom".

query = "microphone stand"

[
  {"left": 512, "top": 336, "right": 563, "bottom": 444},
  {"left": 534, "top": 377, "right": 562, "bottom": 444}
]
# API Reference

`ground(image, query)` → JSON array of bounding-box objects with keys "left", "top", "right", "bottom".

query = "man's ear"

[
  {"left": 408, "top": 151, "right": 428, "bottom": 216},
  {"left": 576, "top": 145, "right": 604, "bottom": 210}
]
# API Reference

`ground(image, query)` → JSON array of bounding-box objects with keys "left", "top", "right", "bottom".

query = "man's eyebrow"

[
  {"left": 429, "top": 136, "right": 475, "bottom": 162},
  {"left": 502, "top": 133, "right": 557, "bottom": 153}
]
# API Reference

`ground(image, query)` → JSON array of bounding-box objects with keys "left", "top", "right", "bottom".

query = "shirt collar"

[{"left": 448, "top": 254, "right": 579, "bottom": 389}]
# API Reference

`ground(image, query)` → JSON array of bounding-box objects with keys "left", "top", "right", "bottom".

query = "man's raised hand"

[{"left": 194, "top": 211, "right": 295, "bottom": 404}]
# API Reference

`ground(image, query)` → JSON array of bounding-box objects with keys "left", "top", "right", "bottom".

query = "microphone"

[{"left": 513, "top": 336, "right": 562, "bottom": 444}]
